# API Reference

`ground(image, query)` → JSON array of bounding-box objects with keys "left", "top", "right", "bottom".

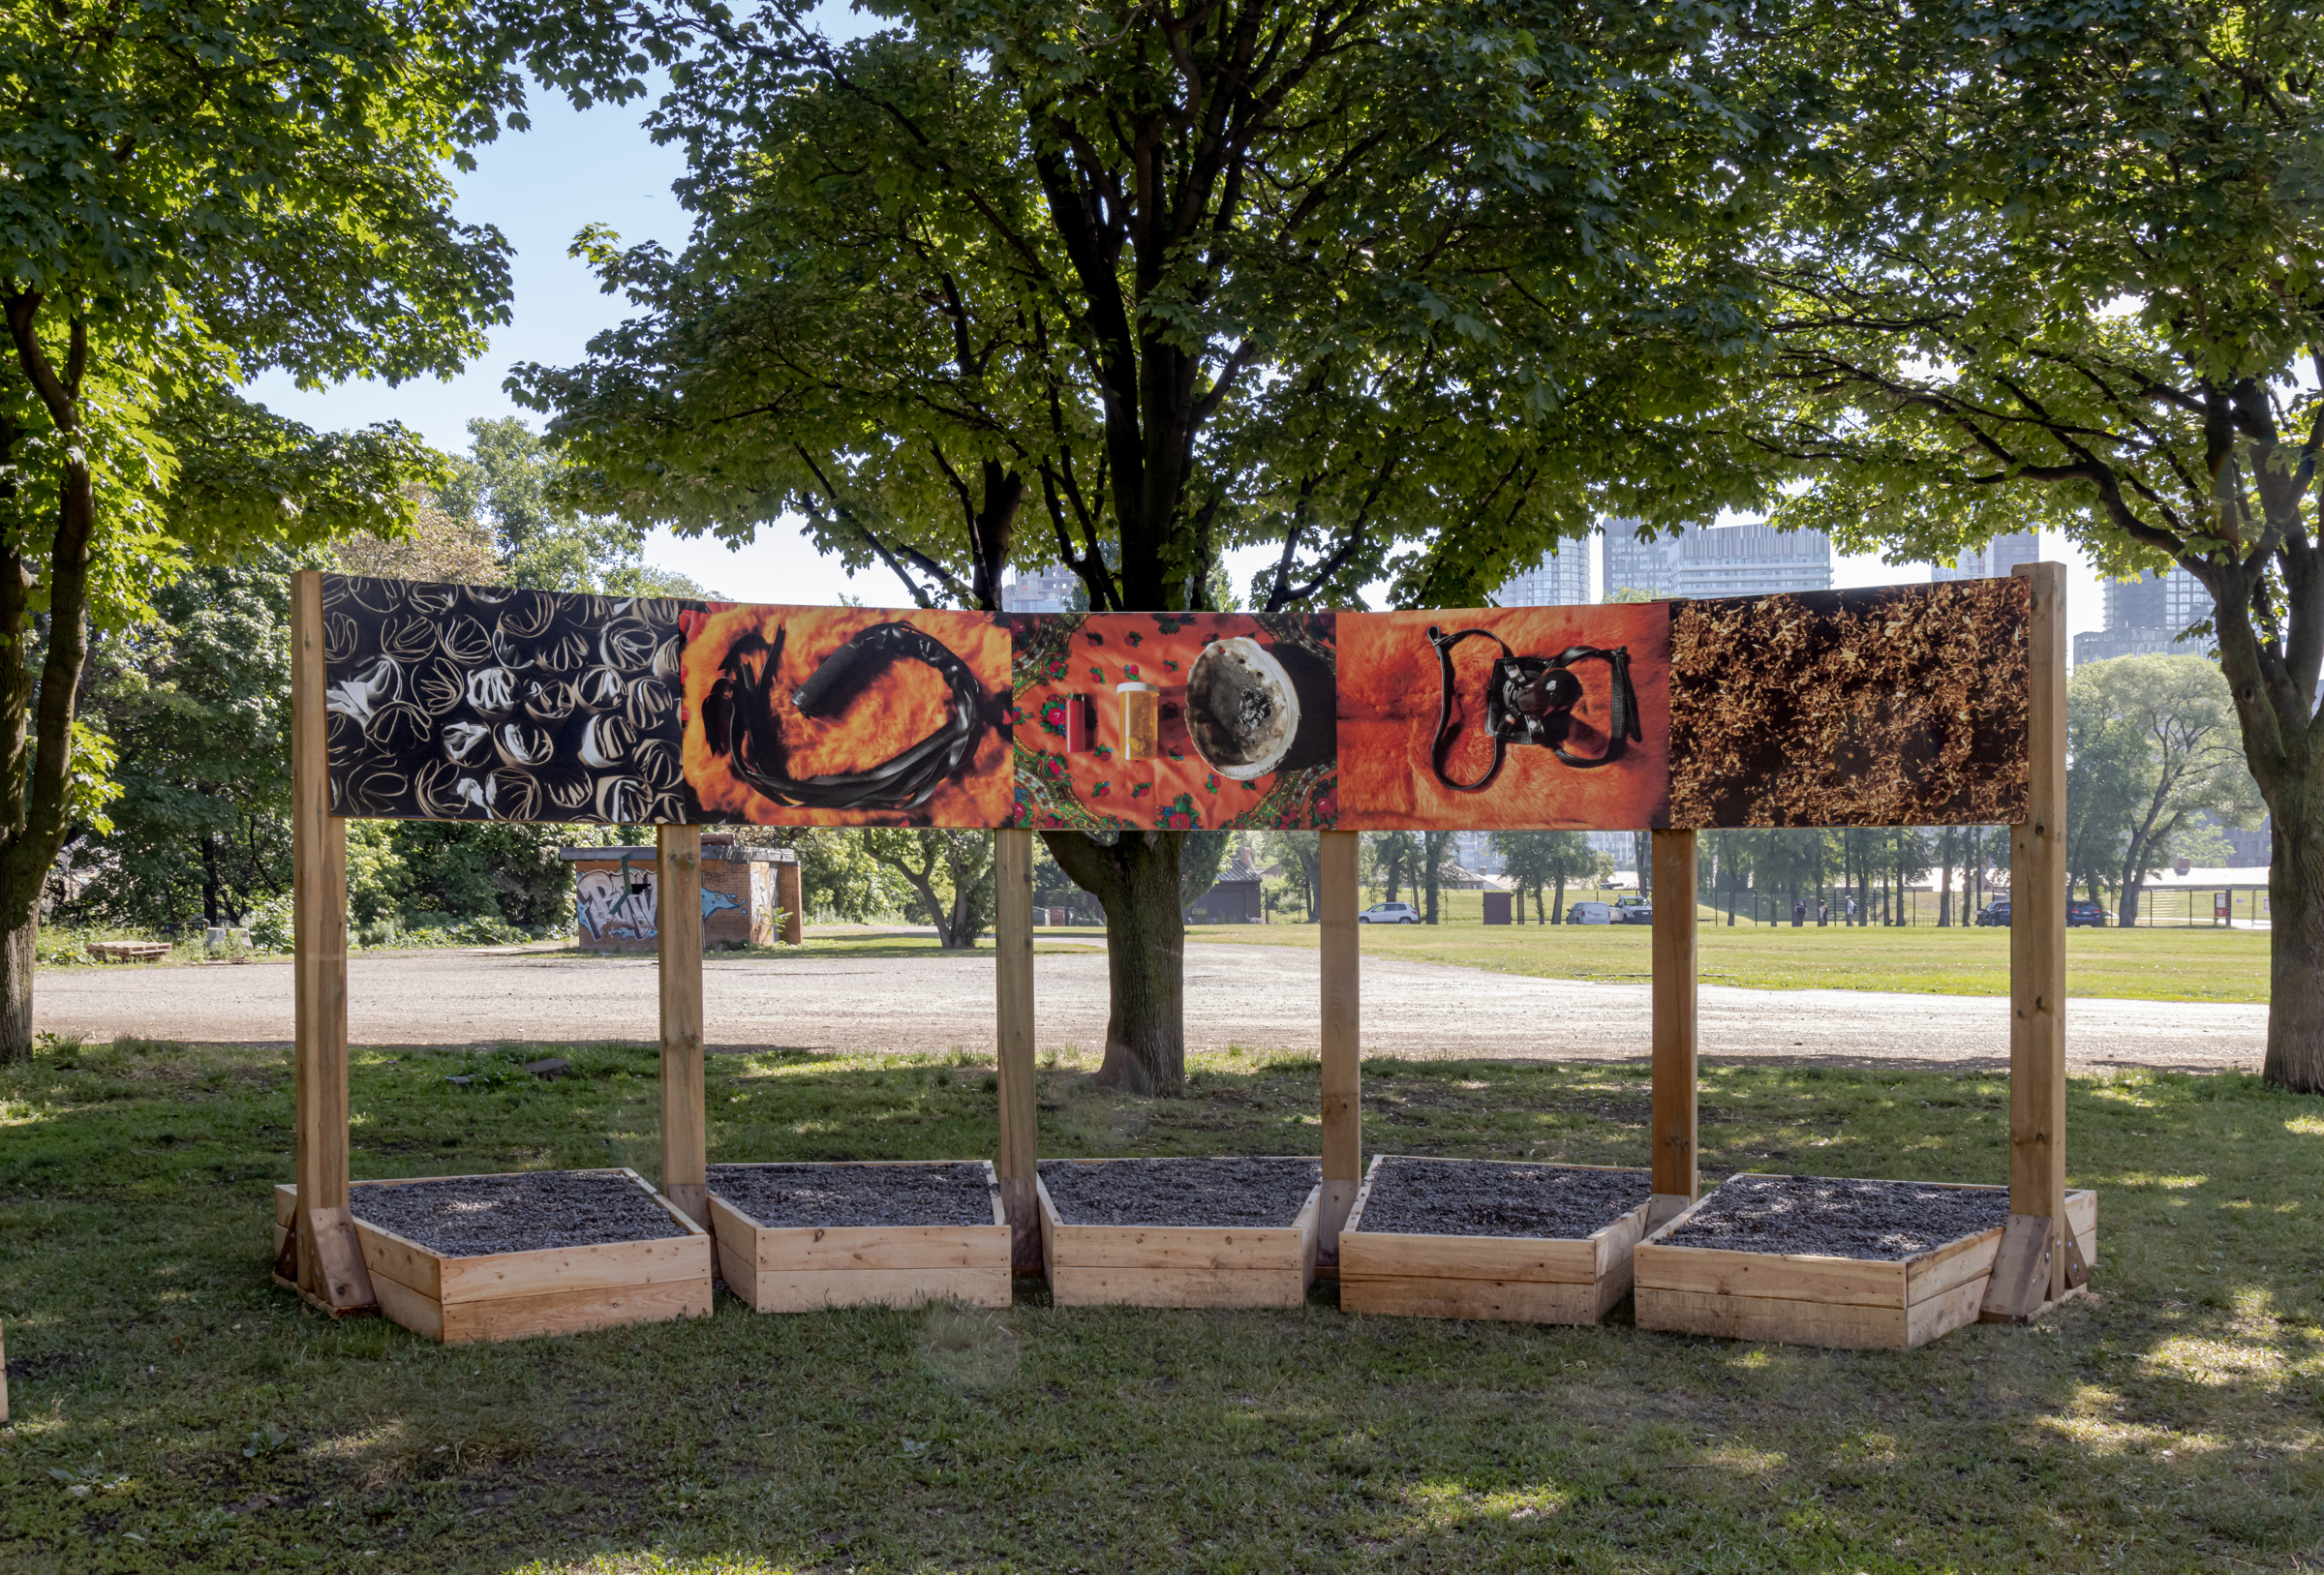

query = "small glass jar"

[{"left": 1117, "top": 681, "right": 1158, "bottom": 761}]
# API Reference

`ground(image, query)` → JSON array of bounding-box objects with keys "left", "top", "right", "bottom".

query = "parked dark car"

[
  {"left": 1974, "top": 900, "right": 2011, "bottom": 927},
  {"left": 2066, "top": 900, "right": 2108, "bottom": 927}
]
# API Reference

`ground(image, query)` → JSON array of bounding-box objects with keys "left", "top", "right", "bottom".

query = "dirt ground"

[{"left": 34, "top": 940, "right": 2266, "bottom": 1072}]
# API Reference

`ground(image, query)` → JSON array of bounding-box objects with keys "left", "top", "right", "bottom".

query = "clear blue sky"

[{"left": 247, "top": 78, "right": 2110, "bottom": 630}]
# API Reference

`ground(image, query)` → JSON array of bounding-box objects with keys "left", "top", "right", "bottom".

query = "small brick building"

[{"left": 562, "top": 836, "right": 803, "bottom": 952}]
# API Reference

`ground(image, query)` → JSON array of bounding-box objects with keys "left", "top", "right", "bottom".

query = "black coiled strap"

[
  {"left": 1427, "top": 625, "right": 1642, "bottom": 791},
  {"left": 1428, "top": 625, "right": 1514, "bottom": 791},
  {"left": 717, "top": 621, "right": 989, "bottom": 813}
]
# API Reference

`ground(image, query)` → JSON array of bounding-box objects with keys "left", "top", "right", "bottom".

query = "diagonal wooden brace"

[
  {"left": 1979, "top": 1213, "right": 2055, "bottom": 1322},
  {"left": 302, "top": 1207, "right": 378, "bottom": 1315}
]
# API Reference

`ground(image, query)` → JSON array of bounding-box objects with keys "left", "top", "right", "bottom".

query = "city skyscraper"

[
  {"left": 1495, "top": 544, "right": 1591, "bottom": 606},
  {"left": 1601, "top": 518, "right": 1833, "bottom": 600},
  {"left": 1931, "top": 530, "right": 2041, "bottom": 582},
  {"left": 999, "top": 566, "right": 1082, "bottom": 613},
  {"left": 2074, "top": 563, "right": 2214, "bottom": 666}
]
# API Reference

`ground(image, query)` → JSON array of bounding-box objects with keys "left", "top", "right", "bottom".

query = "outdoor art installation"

[
  {"left": 287, "top": 563, "right": 2080, "bottom": 1353},
  {"left": 321, "top": 574, "right": 2031, "bottom": 833}
]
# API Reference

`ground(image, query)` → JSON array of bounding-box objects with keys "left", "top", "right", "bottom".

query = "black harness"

[
  {"left": 1427, "top": 625, "right": 1640, "bottom": 791},
  {"left": 708, "top": 621, "right": 990, "bottom": 812}
]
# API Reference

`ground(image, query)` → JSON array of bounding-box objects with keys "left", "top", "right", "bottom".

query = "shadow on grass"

[{"left": 1, "top": 1037, "right": 2319, "bottom": 1572}]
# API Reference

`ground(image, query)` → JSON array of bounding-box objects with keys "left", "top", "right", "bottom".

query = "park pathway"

[{"left": 35, "top": 939, "right": 2263, "bottom": 1073}]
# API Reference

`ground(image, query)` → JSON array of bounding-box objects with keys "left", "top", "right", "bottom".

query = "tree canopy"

[
  {"left": 1738, "top": 0, "right": 2324, "bottom": 1085},
  {"left": 509, "top": 0, "right": 1777, "bottom": 615}
]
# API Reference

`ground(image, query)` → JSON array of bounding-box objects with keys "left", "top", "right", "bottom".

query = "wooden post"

[
  {"left": 777, "top": 855, "right": 804, "bottom": 947},
  {"left": 2010, "top": 561, "right": 2069, "bottom": 1300},
  {"left": 1649, "top": 829, "right": 1698, "bottom": 1225},
  {"left": 289, "top": 571, "right": 373, "bottom": 1313},
  {"left": 1319, "top": 829, "right": 1361, "bottom": 1266},
  {"left": 994, "top": 829, "right": 1040, "bottom": 1271},
  {"left": 658, "top": 824, "right": 708, "bottom": 1231}
]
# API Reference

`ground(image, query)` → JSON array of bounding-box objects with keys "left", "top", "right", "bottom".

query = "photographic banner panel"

[
  {"left": 320, "top": 572, "right": 2027, "bottom": 832},
  {"left": 1011, "top": 611, "right": 1338, "bottom": 832},
  {"left": 1667, "top": 579, "right": 2031, "bottom": 829},
  {"left": 1333, "top": 602, "right": 1672, "bottom": 831}
]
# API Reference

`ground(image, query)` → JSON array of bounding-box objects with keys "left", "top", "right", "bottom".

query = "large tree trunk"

[
  {"left": 2265, "top": 813, "right": 2324, "bottom": 1089},
  {"left": 1044, "top": 830, "right": 1185, "bottom": 1095},
  {"left": 0, "top": 914, "right": 32, "bottom": 1054}
]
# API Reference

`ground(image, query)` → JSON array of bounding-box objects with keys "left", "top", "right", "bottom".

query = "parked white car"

[
  {"left": 1359, "top": 901, "right": 1422, "bottom": 924},
  {"left": 1566, "top": 900, "right": 1615, "bottom": 924}
]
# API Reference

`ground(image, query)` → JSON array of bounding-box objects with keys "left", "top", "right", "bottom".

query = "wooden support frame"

[
  {"left": 658, "top": 825, "right": 708, "bottom": 1233},
  {"left": 1649, "top": 829, "right": 1698, "bottom": 1227},
  {"left": 994, "top": 828, "right": 1040, "bottom": 1271},
  {"left": 288, "top": 570, "right": 373, "bottom": 1316},
  {"left": 1318, "top": 830, "right": 1361, "bottom": 1268},
  {"left": 2010, "top": 560, "right": 2070, "bottom": 1302}
]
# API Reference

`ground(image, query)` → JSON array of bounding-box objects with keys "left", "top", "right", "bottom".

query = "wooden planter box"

[
  {"left": 706, "top": 1161, "right": 1012, "bottom": 1312},
  {"left": 1038, "top": 1162, "right": 1320, "bottom": 1309},
  {"left": 273, "top": 1169, "right": 713, "bottom": 1345},
  {"left": 1338, "top": 1157, "right": 1654, "bottom": 1324},
  {"left": 1635, "top": 1177, "right": 2097, "bottom": 1350}
]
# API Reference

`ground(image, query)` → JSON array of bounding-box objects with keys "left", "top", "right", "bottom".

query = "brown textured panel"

[{"left": 1667, "top": 580, "right": 2029, "bottom": 828}]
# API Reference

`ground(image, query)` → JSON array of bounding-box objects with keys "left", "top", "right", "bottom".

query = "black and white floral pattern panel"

[{"left": 323, "top": 575, "right": 699, "bottom": 823}]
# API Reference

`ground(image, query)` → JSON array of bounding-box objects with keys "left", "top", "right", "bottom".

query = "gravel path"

[{"left": 35, "top": 940, "right": 2266, "bottom": 1072}]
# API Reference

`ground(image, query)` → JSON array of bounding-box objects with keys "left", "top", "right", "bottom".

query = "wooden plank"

[
  {"left": 1593, "top": 1202, "right": 1653, "bottom": 1283},
  {"left": 441, "top": 1277, "right": 713, "bottom": 1346},
  {"left": 1338, "top": 1230, "right": 1599, "bottom": 1286},
  {"left": 749, "top": 1225, "right": 1013, "bottom": 1274},
  {"left": 2011, "top": 560, "right": 2069, "bottom": 1300},
  {"left": 994, "top": 828, "right": 1039, "bottom": 1272},
  {"left": 1650, "top": 829, "right": 1698, "bottom": 1205},
  {"left": 350, "top": 1219, "right": 443, "bottom": 1300},
  {"left": 2065, "top": 1188, "right": 2097, "bottom": 1267},
  {"left": 290, "top": 569, "right": 350, "bottom": 1302},
  {"left": 1049, "top": 1224, "right": 1308, "bottom": 1271},
  {"left": 1341, "top": 1275, "right": 1603, "bottom": 1324},
  {"left": 1906, "top": 1225, "right": 2007, "bottom": 1305},
  {"left": 1037, "top": 1176, "right": 1057, "bottom": 1285},
  {"left": 1048, "top": 1264, "right": 1309, "bottom": 1309},
  {"left": 1636, "top": 1287, "right": 1911, "bottom": 1349},
  {"left": 658, "top": 825, "right": 708, "bottom": 1232},
  {"left": 437, "top": 1235, "right": 712, "bottom": 1305},
  {"left": 706, "top": 1194, "right": 761, "bottom": 1292},
  {"left": 749, "top": 1267, "right": 1011, "bottom": 1312},
  {"left": 275, "top": 1182, "right": 298, "bottom": 1230},
  {"left": 1634, "top": 1242, "right": 1907, "bottom": 1307},
  {"left": 1318, "top": 829, "right": 1361, "bottom": 1263},
  {"left": 371, "top": 1273, "right": 445, "bottom": 1343},
  {"left": 1906, "top": 1275, "right": 1992, "bottom": 1348}
]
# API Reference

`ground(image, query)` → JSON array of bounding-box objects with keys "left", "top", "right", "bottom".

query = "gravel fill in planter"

[
  {"left": 350, "top": 1170, "right": 690, "bottom": 1256},
  {"left": 707, "top": 1162, "right": 994, "bottom": 1228},
  {"left": 1663, "top": 1174, "right": 2012, "bottom": 1260},
  {"left": 1038, "top": 1156, "right": 1321, "bottom": 1227},
  {"left": 1354, "top": 1158, "right": 1651, "bottom": 1240}
]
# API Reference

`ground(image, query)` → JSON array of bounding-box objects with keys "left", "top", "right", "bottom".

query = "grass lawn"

[
  {"left": 1177, "top": 917, "right": 2275, "bottom": 1004},
  {"left": 4, "top": 1035, "right": 2321, "bottom": 1572}
]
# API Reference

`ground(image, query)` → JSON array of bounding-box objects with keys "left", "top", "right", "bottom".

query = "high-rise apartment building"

[
  {"left": 1600, "top": 517, "right": 1682, "bottom": 600},
  {"left": 1672, "top": 521, "right": 1834, "bottom": 598},
  {"left": 1602, "top": 518, "right": 1833, "bottom": 600},
  {"left": 1495, "top": 544, "right": 1591, "bottom": 607},
  {"left": 1931, "top": 530, "right": 2041, "bottom": 582},
  {"left": 2073, "top": 564, "right": 2214, "bottom": 666},
  {"left": 999, "top": 565, "right": 1083, "bottom": 614}
]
